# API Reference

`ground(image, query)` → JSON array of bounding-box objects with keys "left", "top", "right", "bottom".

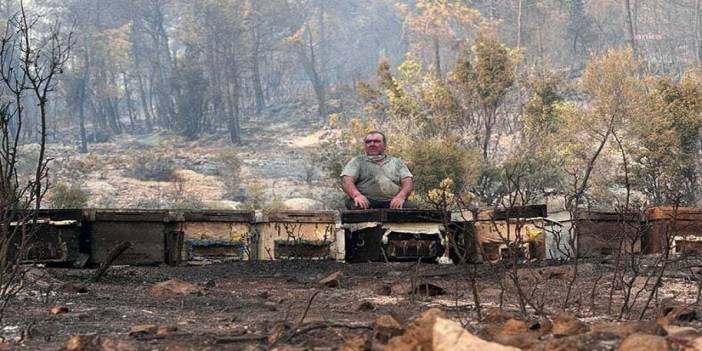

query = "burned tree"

[{"left": 0, "top": 2, "right": 71, "bottom": 321}]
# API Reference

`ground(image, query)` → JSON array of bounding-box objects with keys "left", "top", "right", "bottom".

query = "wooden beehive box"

[
  {"left": 254, "top": 211, "right": 342, "bottom": 260},
  {"left": 645, "top": 207, "right": 702, "bottom": 254},
  {"left": 87, "top": 209, "right": 181, "bottom": 266},
  {"left": 179, "top": 210, "right": 255, "bottom": 259},
  {"left": 20, "top": 209, "right": 86, "bottom": 266}
]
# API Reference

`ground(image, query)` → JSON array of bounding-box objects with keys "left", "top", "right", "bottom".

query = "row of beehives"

[
  {"left": 469, "top": 206, "right": 702, "bottom": 262},
  {"left": 19, "top": 209, "right": 345, "bottom": 267},
  {"left": 17, "top": 206, "right": 702, "bottom": 266}
]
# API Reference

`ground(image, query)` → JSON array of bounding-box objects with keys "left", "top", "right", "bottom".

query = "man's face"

[{"left": 364, "top": 133, "right": 386, "bottom": 156}]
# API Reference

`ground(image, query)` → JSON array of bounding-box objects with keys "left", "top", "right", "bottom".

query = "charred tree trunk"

[
  {"left": 433, "top": 37, "right": 441, "bottom": 79},
  {"left": 624, "top": 0, "right": 637, "bottom": 55},
  {"left": 251, "top": 24, "right": 265, "bottom": 114},
  {"left": 78, "top": 49, "right": 89, "bottom": 153}
]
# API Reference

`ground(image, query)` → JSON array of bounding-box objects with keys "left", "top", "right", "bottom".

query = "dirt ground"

[{"left": 3, "top": 259, "right": 702, "bottom": 350}]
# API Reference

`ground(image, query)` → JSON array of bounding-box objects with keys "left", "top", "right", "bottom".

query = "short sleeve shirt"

[{"left": 340, "top": 155, "right": 413, "bottom": 201}]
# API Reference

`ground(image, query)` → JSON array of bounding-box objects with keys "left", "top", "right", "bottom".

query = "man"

[{"left": 340, "top": 131, "right": 416, "bottom": 209}]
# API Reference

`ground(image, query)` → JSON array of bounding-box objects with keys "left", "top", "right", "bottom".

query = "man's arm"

[
  {"left": 342, "top": 175, "right": 370, "bottom": 209},
  {"left": 390, "top": 176, "right": 413, "bottom": 209}
]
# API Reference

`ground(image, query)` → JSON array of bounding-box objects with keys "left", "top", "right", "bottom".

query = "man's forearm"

[
  {"left": 341, "top": 176, "right": 362, "bottom": 198},
  {"left": 397, "top": 177, "right": 413, "bottom": 198}
]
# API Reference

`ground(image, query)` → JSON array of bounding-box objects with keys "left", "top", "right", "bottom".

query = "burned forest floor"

[{"left": 5, "top": 258, "right": 702, "bottom": 350}]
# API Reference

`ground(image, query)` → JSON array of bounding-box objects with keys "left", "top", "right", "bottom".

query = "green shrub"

[
  {"left": 49, "top": 182, "right": 89, "bottom": 208},
  {"left": 402, "top": 138, "right": 479, "bottom": 198}
]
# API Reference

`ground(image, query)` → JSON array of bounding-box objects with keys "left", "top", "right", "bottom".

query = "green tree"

[{"left": 453, "top": 28, "right": 519, "bottom": 160}]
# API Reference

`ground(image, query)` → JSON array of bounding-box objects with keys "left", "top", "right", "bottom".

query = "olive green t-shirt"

[{"left": 340, "top": 155, "right": 413, "bottom": 201}]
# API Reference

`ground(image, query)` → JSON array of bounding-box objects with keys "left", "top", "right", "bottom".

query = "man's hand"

[
  {"left": 353, "top": 194, "right": 370, "bottom": 209},
  {"left": 390, "top": 194, "right": 406, "bottom": 209}
]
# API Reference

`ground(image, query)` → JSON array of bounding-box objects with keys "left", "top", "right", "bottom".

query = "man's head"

[{"left": 364, "top": 131, "right": 386, "bottom": 156}]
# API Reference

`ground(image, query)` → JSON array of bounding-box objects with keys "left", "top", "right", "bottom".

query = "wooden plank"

[
  {"left": 89, "top": 209, "right": 178, "bottom": 222},
  {"left": 182, "top": 210, "right": 255, "bottom": 222},
  {"left": 165, "top": 231, "right": 184, "bottom": 265},
  {"left": 478, "top": 205, "right": 548, "bottom": 221},
  {"left": 340, "top": 210, "right": 382, "bottom": 223},
  {"left": 341, "top": 209, "right": 446, "bottom": 223},
  {"left": 647, "top": 207, "right": 702, "bottom": 221},
  {"left": 90, "top": 221, "right": 171, "bottom": 265},
  {"left": 263, "top": 210, "right": 337, "bottom": 223}
]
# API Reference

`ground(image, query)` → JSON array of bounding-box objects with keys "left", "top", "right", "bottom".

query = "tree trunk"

[
  {"left": 696, "top": 0, "right": 702, "bottom": 65},
  {"left": 78, "top": 47, "right": 90, "bottom": 153},
  {"left": 624, "top": 0, "right": 637, "bottom": 55},
  {"left": 226, "top": 45, "right": 241, "bottom": 144},
  {"left": 251, "top": 25, "right": 265, "bottom": 114},
  {"left": 516, "top": 0, "right": 523, "bottom": 48},
  {"left": 434, "top": 37, "right": 442, "bottom": 79},
  {"left": 136, "top": 73, "right": 153, "bottom": 131},
  {"left": 78, "top": 68, "right": 88, "bottom": 153},
  {"left": 122, "top": 72, "right": 136, "bottom": 131}
]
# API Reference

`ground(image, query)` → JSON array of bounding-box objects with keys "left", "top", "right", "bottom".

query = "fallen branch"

[
  {"left": 91, "top": 242, "right": 131, "bottom": 283},
  {"left": 290, "top": 321, "right": 373, "bottom": 338}
]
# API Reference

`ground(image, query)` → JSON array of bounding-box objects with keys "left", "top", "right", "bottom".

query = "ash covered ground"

[{"left": 4, "top": 259, "right": 702, "bottom": 350}]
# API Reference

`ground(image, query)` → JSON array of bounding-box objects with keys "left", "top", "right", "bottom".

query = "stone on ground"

[
  {"left": 149, "top": 279, "right": 203, "bottom": 298},
  {"left": 433, "top": 317, "right": 520, "bottom": 351}
]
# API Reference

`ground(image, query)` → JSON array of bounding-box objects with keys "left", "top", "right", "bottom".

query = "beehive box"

[
  {"left": 575, "top": 211, "right": 642, "bottom": 257},
  {"left": 471, "top": 205, "right": 548, "bottom": 262},
  {"left": 342, "top": 209, "right": 447, "bottom": 263},
  {"left": 18, "top": 209, "right": 86, "bottom": 266},
  {"left": 474, "top": 218, "right": 546, "bottom": 262},
  {"left": 255, "top": 211, "right": 342, "bottom": 260},
  {"left": 645, "top": 207, "right": 702, "bottom": 254},
  {"left": 87, "top": 209, "right": 181, "bottom": 266},
  {"left": 180, "top": 210, "right": 255, "bottom": 259}
]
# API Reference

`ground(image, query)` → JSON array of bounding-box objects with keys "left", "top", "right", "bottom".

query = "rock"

[
  {"left": 65, "top": 335, "right": 136, "bottom": 351},
  {"left": 433, "top": 317, "right": 520, "bottom": 351},
  {"left": 340, "top": 336, "right": 367, "bottom": 351},
  {"left": 618, "top": 333, "right": 669, "bottom": 351},
  {"left": 591, "top": 321, "right": 665, "bottom": 339},
  {"left": 128, "top": 325, "right": 157, "bottom": 337},
  {"left": 51, "top": 306, "right": 69, "bottom": 315},
  {"left": 386, "top": 308, "right": 445, "bottom": 351},
  {"left": 528, "top": 318, "right": 553, "bottom": 337},
  {"left": 374, "top": 315, "right": 404, "bottom": 344},
  {"left": 491, "top": 318, "right": 544, "bottom": 349},
  {"left": 662, "top": 306, "right": 699, "bottom": 324},
  {"left": 552, "top": 313, "right": 589, "bottom": 337},
  {"left": 413, "top": 283, "right": 447, "bottom": 297},
  {"left": 319, "top": 271, "right": 343, "bottom": 288},
  {"left": 156, "top": 325, "right": 178, "bottom": 336},
  {"left": 66, "top": 335, "right": 101, "bottom": 351},
  {"left": 283, "top": 198, "right": 323, "bottom": 210},
  {"left": 499, "top": 319, "right": 528, "bottom": 336},
  {"left": 664, "top": 325, "right": 699, "bottom": 347},
  {"left": 483, "top": 307, "right": 517, "bottom": 323},
  {"left": 149, "top": 279, "right": 203, "bottom": 298},
  {"left": 532, "top": 331, "right": 620, "bottom": 351},
  {"left": 690, "top": 336, "right": 702, "bottom": 350}
]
